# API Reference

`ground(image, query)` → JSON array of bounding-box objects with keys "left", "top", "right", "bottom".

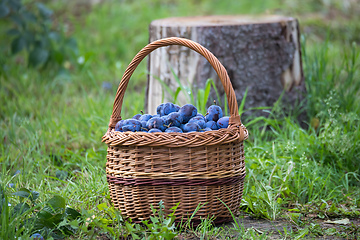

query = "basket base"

[{"left": 107, "top": 179, "right": 245, "bottom": 222}]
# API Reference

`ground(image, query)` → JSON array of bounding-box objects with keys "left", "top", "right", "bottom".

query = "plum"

[
  {"left": 165, "top": 127, "right": 183, "bottom": 133},
  {"left": 115, "top": 120, "right": 125, "bottom": 132},
  {"left": 157, "top": 102, "right": 177, "bottom": 116},
  {"left": 132, "top": 114, "right": 142, "bottom": 120},
  {"left": 121, "top": 119, "right": 141, "bottom": 132},
  {"left": 148, "top": 128, "right": 162, "bottom": 133},
  {"left": 188, "top": 117, "right": 206, "bottom": 129},
  {"left": 146, "top": 117, "right": 166, "bottom": 131},
  {"left": 122, "top": 125, "right": 137, "bottom": 132},
  {"left": 205, "top": 105, "right": 223, "bottom": 122},
  {"left": 196, "top": 113, "right": 206, "bottom": 121},
  {"left": 166, "top": 112, "right": 183, "bottom": 127},
  {"left": 183, "top": 122, "right": 200, "bottom": 133},
  {"left": 163, "top": 102, "right": 177, "bottom": 115},
  {"left": 156, "top": 103, "right": 164, "bottom": 116},
  {"left": 205, "top": 120, "right": 219, "bottom": 130},
  {"left": 179, "top": 104, "right": 197, "bottom": 123},
  {"left": 139, "top": 114, "right": 152, "bottom": 122},
  {"left": 217, "top": 116, "right": 229, "bottom": 128}
]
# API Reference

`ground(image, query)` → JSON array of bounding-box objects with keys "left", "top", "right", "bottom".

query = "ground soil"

[
  {"left": 232, "top": 216, "right": 360, "bottom": 239},
  {"left": 176, "top": 216, "right": 360, "bottom": 239}
]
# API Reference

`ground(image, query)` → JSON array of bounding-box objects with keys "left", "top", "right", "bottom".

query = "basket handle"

[{"left": 108, "top": 37, "right": 241, "bottom": 129}]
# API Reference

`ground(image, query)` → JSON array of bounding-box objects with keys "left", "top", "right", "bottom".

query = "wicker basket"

[{"left": 102, "top": 37, "right": 248, "bottom": 223}]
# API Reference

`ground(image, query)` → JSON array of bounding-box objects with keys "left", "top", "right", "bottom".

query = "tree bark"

[{"left": 146, "top": 15, "right": 305, "bottom": 118}]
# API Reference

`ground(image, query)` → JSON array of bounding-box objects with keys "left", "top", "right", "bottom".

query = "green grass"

[{"left": 1, "top": 0, "right": 360, "bottom": 239}]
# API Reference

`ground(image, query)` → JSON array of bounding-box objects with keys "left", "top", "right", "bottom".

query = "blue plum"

[
  {"left": 161, "top": 116, "right": 170, "bottom": 128},
  {"left": 166, "top": 112, "right": 183, "bottom": 127},
  {"left": 217, "top": 116, "right": 229, "bottom": 129},
  {"left": 188, "top": 117, "right": 206, "bottom": 129},
  {"left": 122, "top": 125, "right": 137, "bottom": 132},
  {"left": 115, "top": 120, "right": 125, "bottom": 132},
  {"left": 196, "top": 113, "right": 206, "bottom": 121},
  {"left": 157, "top": 102, "right": 177, "bottom": 116},
  {"left": 146, "top": 117, "right": 166, "bottom": 131},
  {"left": 139, "top": 114, "right": 152, "bottom": 122},
  {"left": 183, "top": 122, "right": 200, "bottom": 133},
  {"left": 205, "top": 120, "right": 219, "bottom": 130},
  {"left": 189, "top": 115, "right": 206, "bottom": 122},
  {"left": 179, "top": 104, "right": 197, "bottom": 123},
  {"left": 132, "top": 114, "right": 142, "bottom": 120},
  {"left": 140, "top": 121, "right": 148, "bottom": 131},
  {"left": 205, "top": 105, "right": 223, "bottom": 122},
  {"left": 121, "top": 119, "right": 141, "bottom": 132},
  {"left": 156, "top": 103, "right": 164, "bottom": 116},
  {"left": 148, "top": 128, "right": 162, "bottom": 133},
  {"left": 163, "top": 102, "right": 177, "bottom": 115},
  {"left": 165, "top": 127, "right": 183, "bottom": 133}
]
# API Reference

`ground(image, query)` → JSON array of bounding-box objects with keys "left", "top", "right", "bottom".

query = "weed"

[
  {"left": 156, "top": 69, "right": 222, "bottom": 114},
  {"left": 0, "top": 185, "right": 82, "bottom": 239},
  {"left": 0, "top": 0, "right": 78, "bottom": 69}
]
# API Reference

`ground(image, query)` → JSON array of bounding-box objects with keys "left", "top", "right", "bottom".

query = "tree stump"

[{"left": 145, "top": 15, "right": 305, "bottom": 117}]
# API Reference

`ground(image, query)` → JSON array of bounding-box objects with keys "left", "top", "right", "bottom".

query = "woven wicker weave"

[{"left": 102, "top": 37, "right": 248, "bottom": 223}]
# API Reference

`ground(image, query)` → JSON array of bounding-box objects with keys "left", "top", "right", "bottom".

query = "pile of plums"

[{"left": 115, "top": 102, "right": 229, "bottom": 133}]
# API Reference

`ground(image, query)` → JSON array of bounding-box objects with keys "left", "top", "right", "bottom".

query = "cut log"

[{"left": 146, "top": 15, "right": 305, "bottom": 118}]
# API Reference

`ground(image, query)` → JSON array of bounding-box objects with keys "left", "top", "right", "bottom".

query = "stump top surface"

[{"left": 151, "top": 15, "right": 295, "bottom": 27}]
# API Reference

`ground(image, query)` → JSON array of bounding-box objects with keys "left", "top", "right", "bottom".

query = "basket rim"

[{"left": 102, "top": 124, "right": 248, "bottom": 147}]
